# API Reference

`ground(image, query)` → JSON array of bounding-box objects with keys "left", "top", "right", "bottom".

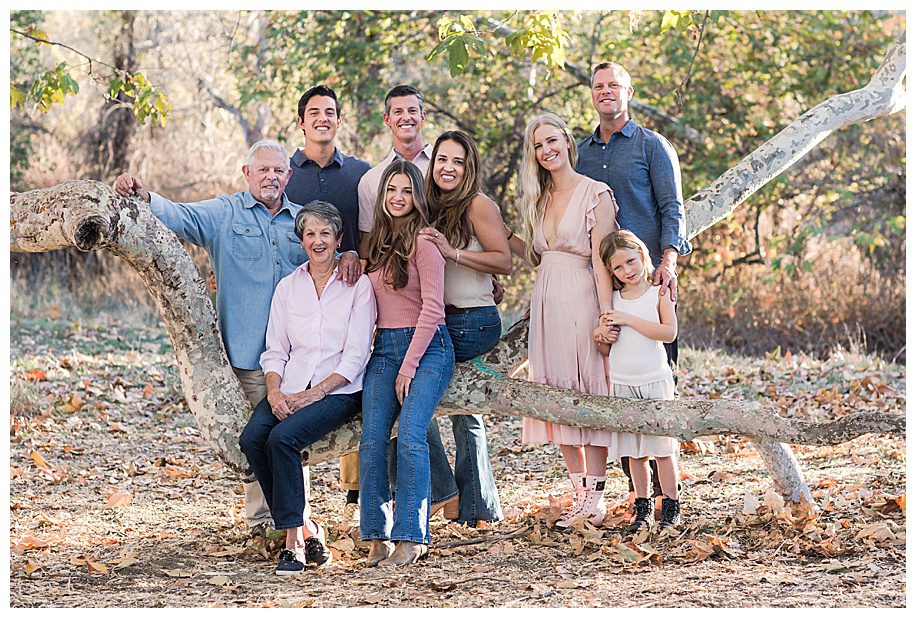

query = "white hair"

[{"left": 244, "top": 139, "right": 290, "bottom": 170}]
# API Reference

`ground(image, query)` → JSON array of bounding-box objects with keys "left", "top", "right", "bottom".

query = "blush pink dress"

[{"left": 522, "top": 177, "right": 618, "bottom": 446}]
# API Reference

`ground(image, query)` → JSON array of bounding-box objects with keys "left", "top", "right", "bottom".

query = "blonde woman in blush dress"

[{"left": 507, "top": 112, "right": 619, "bottom": 528}]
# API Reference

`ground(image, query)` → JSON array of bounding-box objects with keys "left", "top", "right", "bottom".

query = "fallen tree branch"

[{"left": 432, "top": 525, "right": 533, "bottom": 549}]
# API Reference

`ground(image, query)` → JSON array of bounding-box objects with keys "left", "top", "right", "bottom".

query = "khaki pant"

[
  {"left": 234, "top": 367, "right": 311, "bottom": 528},
  {"left": 339, "top": 452, "right": 360, "bottom": 490}
]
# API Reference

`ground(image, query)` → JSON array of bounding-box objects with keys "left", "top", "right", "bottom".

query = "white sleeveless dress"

[{"left": 606, "top": 285, "right": 678, "bottom": 459}]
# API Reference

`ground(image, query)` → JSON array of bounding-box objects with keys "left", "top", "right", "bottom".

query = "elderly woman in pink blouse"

[{"left": 239, "top": 200, "right": 376, "bottom": 576}]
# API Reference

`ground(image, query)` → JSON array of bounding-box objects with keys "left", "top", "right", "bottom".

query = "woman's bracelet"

[{"left": 455, "top": 248, "right": 461, "bottom": 264}]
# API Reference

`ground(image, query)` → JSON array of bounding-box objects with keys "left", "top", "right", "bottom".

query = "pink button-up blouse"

[{"left": 259, "top": 264, "right": 377, "bottom": 395}]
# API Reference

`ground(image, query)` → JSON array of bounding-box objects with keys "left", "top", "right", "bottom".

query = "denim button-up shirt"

[
  {"left": 149, "top": 190, "right": 305, "bottom": 370},
  {"left": 577, "top": 119, "right": 692, "bottom": 267}
]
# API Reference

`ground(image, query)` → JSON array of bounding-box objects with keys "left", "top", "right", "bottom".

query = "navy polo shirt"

[{"left": 285, "top": 147, "right": 371, "bottom": 253}]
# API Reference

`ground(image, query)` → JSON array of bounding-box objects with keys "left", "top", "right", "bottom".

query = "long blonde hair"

[
  {"left": 425, "top": 131, "right": 481, "bottom": 250},
  {"left": 599, "top": 230, "right": 654, "bottom": 291},
  {"left": 517, "top": 112, "right": 578, "bottom": 264},
  {"left": 365, "top": 160, "right": 431, "bottom": 290}
]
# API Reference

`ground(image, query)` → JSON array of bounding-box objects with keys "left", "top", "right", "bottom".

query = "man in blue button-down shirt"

[
  {"left": 114, "top": 139, "right": 360, "bottom": 540},
  {"left": 577, "top": 62, "right": 692, "bottom": 300},
  {"left": 577, "top": 62, "right": 692, "bottom": 507}
]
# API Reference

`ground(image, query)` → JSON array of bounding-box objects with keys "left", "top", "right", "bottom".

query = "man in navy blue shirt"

[
  {"left": 577, "top": 61, "right": 692, "bottom": 507},
  {"left": 284, "top": 84, "right": 371, "bottom": 525},
  {"left": 285, "top": 85, "right": 371, "bottom": 254}
]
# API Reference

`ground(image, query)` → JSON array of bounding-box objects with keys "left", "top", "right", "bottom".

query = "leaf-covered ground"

[{"left": 9, "top": 318, "right": 906, "bottom": 607}]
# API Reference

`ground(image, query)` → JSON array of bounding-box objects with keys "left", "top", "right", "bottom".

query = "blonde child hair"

[{"left": 599, "top": 229, "right": 654, "bottom": 291}]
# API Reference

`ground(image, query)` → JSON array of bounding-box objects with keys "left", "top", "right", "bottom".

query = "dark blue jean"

[
  {"left": 426, "top": 306, "right": 504, "bottom": 523},
  {"left": 360, "top": 326, "right": 454, "bottom": 544},
  {"left": 239, "top": 393, "right": 359, "bottom": 530}
]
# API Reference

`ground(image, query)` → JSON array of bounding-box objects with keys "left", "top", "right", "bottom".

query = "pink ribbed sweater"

[{"left": 367, "top": 237, "right": 446, "bottom": 378}]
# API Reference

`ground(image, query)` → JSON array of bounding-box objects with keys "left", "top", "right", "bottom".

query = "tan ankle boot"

[
  {"left": 378, "top": 541, "right": 429, "bottom": 566},
  {"left": 366, "top": 540, "right": 394, "bottom": 567}
]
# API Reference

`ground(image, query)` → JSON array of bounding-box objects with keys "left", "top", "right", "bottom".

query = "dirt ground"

[{"left": 8, "top": 319, "right": 906, "bottom": 607}]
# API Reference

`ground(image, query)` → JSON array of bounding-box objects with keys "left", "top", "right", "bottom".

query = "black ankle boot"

[
  {"left": 628, "top": 497, "right": 654, "bottom": 533},
  {"left": 660, "top": 497, "right": 681, "bottom": 529}
]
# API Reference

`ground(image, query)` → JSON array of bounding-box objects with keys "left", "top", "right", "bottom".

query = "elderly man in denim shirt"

[
  {"left": 114, "top": 139, "right": 361, "bottom": 539},
  {"left": 577, "top": 62, "right": 692, "bottom": 504}
]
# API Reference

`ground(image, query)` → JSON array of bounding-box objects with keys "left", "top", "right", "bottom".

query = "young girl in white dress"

[{"left": 594, "top": 230, "right": 682, "bottom": 530}]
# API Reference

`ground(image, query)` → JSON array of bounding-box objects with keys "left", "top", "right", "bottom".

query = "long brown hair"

[
  {"left": 365, "top": 160, "right": 431, "bottom": 290},
  {"left": 425, "top": 130, "right": 482, "bottom": 250}
]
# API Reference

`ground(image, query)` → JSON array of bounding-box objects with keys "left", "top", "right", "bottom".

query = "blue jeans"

[
  {"left": 239, "top": 393, "right": 360, "bottom": 530},
  {"left": 360, "top": 326, "right": 454, "bottom": 544},
  {"left": 426, "top": 306, "right": 504, "bottom": 523}
]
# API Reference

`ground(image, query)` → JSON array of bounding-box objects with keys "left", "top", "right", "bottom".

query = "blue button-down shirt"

[
  {"left": 285, "top": 147, "right": 371, "bottom": 253},
  {"left": 149, "top": 190, "right": 305, "bottom": 370},
  {"left": 577, "top": 119, "right": 692, "bottom": 267}
]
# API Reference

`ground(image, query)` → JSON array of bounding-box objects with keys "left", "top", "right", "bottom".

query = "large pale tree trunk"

[{"left": 9, "top": 34, "right": 905, "bottom": 502}]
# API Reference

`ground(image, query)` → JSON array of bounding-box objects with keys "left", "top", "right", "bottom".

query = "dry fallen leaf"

[
  {"left": 742, "top": 492, "right": 761, "bottom": 515},
  {"left": 12, "top": 533, "right": 64, "bottom": 551},
  {"left": 30, "top": 451, "right": 50, "bottom": 470},
  {"left": 86, "top": 560, "right": 109, "bottom": 574},
  {"left": 204, "top": 546, "right": 247, "bottom": 557},
  {"left": 24, "top": 369, "right": 47, "bottom": 382},
  {"left": 855, "top": 522, "right": 896, "bottom": 543},
  {"left": 62, "top": 394, "right": 85, "bottom": 413},
  {"left": 329, "top": 537, "right": 355, "bottom": 553},
  {"left": 105, "top": 489, "right": 132, "bottom": 509},
  {"left": 114, "top": 552, "right": 139, "bottom": 570},
  {"left": 763, "top": 489, "right": 786, "bottom": 511},
  {"left": 207, "top": 575, "right": 232, "bottom": 586},
  {"left": 23, "top": 562, "right": 41, "bottom": 575}
]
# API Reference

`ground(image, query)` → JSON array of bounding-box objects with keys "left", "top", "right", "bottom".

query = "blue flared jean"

[
  {"left": 239, "top": 392, "right": 360, "bottom": 530},
  {"left": 428, "top": 306, "right": 504, "bottom": 523},
  {"left": 360, "top": 326, "right": 455, "bottom": 544}
]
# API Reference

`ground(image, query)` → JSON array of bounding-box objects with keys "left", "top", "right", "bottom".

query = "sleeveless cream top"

[
  {"left": 444, "top": 235, "right": 496, "bottom": 308},
  {"left": 608, "top": 285, "right": 672, "bottom": 386}
]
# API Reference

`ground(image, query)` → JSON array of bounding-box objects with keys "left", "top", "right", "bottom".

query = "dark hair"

[
  {"left": 298, "top": 85, "right": 340, "bottom": 120},
  {"left": 294, "top": 200, "right": 343, "bottom": 240},
  {"left": 384, "top": 85, "right": 424, "bottom": 115},
  {"left": 425, "top": 130, "right": 481, "bottom": 250},
  {"left": 365, "top": 160, "right": 431, "bottom": 290}
]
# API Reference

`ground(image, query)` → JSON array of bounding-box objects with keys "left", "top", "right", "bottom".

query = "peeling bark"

[
  {"left": 8, "top": 34, "right": 906, "bottom": 503},
  {"left": 686, "top": 32, "right": 905, "bottom": 240},
  {"left": 11, "top": 180, "right": 252, "bottom": 473}
]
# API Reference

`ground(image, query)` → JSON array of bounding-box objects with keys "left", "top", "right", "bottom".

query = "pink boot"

[{"left": 555, "top": 472, "right": 587, "bottom": 529}]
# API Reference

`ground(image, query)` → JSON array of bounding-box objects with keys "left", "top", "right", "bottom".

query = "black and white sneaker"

[
  {"left": 303, "top": 536, "right": 333, "bottom": 568},
  {"left": 659, "top": 497, "right": 682, "bottom": 529},
  {"left": 275, "top": 549, "right": 305, "bottom": 575},
  {"left": 628, "top": 497, "right": 655, "bottom": 533}
]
